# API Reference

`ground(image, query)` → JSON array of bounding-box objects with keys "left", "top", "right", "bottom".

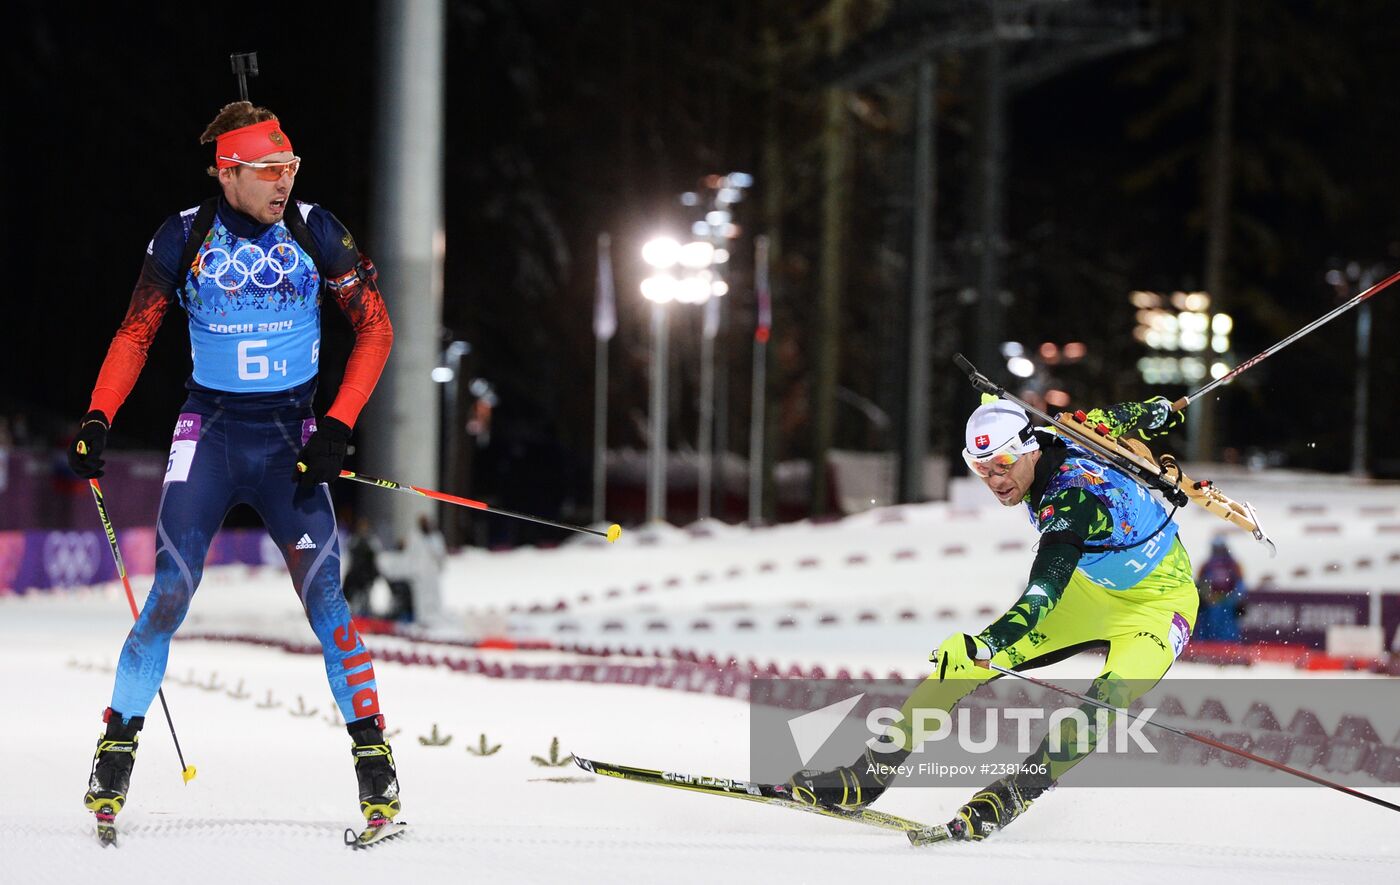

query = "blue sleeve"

[
  {"left": 144, "top": 213, "right": 188, "bottom": 292},
  {"left": 304, "top": 204, "right": 362, "bottom": 279}
]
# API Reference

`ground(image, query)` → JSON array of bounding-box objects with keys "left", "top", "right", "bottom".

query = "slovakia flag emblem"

[{"left": 974, "top": 434, "right": 990, "bottom": 450}]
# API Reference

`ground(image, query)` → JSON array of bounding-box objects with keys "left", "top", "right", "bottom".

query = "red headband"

[{"left": 215, "top": 119, "right": 294, "bottom": 168}]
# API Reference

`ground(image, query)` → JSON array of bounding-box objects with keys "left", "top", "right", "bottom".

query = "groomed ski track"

[{"left": 6, "top": 484, "right": 1400, "bottom": 883}]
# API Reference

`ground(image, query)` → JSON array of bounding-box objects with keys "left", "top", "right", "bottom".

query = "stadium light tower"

[
  {"left": 686, "top": 173, "right": 749, "bottom": 520},
  {"left": 1326, "top": 262, "right": 1384, "bottom": 477},
  {"left": 640, "top": 212, "right": 738, "bottom": 524},
  {"left": 641, "top": 237, "right": 680, "bottom": 523}
]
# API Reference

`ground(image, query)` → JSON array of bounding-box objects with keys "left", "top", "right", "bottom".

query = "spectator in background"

[
  {"left": 376, "top": 516, "right": 448, "bottom": 627},
  {"left": 376, "top": 538, "right": 416, "bottom": 623},
  {"left": 342, "top": 516, "right": 382, "bottom": 618},
  {"left": 1196, "top": 535, "right": 1248, "bottom": 641},
  {"left": 406, "top": 514, "right": 447, "bottom": 625}
]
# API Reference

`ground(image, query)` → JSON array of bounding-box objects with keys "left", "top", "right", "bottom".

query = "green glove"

[
  {"left": 1082, "top": 396, "right": 1184, "bottom": 441},
  {"left": 930, "top": 633, "right": 991, "bottom": 681}
]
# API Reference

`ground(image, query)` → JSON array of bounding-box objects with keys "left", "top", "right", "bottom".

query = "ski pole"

[
  {"left": 84, "top": 475, "right": 197, "bottom": 784},
  {"left": 984, "top": 662, "right": 1400, "bottom": 815},
  {"left": 1172, "top": 267, "right": 1400, "bottom": 411},
  {"left": 328, "top": 469, "right": 623, "bottom": 543}
]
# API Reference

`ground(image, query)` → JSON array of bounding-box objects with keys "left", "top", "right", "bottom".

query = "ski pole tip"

[
  {"left": 182, "top": 765, "right": 197, "bottom": 784},
  {"left": 606, "top": 524, "right": 622, "bottom": 543}
]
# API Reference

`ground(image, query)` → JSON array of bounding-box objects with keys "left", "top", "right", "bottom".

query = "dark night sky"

[{"left": 8, "top": 1, "right": 1400, "bottom": 521}]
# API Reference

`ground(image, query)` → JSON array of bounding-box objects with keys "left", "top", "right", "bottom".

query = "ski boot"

[
  {"left": 788, "top": 746, "right": 903, "bottom": 812},
  {"left": 948, "top": 768, "right": 1054, "bottom": 841},
  {"left": 345, "top": 715, "right": 403, "bottom": 848},
  {"left": 83, "top": 710, "right": 144, "bottom": 845}
]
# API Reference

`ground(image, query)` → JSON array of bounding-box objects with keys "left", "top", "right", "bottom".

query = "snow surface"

[{"left": 4, "top": 489, "right": 1400, "bottom": 883}]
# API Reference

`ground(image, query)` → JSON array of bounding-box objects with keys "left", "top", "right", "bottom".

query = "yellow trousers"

[{"left": 893, "top": 538, "right": 1198, "bottom": 778}]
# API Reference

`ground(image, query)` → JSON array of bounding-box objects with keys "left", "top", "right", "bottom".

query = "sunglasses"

[
  {"left": 219, "top": 155, "right": 302, "bottom": 181},
  {"left": 962, "top": 447, "right": 1026, "bottom": 478},
  {"left": 962, "top": 424, "right": 1037, "bottom": 477}
]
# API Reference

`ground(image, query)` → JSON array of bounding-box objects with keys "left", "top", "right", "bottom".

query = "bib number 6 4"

[{"left": 238, "top": 339, "right": 288, "bottom": 380}]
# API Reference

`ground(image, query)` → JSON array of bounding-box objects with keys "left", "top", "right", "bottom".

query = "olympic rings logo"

[
  {"left": 43, "top": 532, "right": 102, "bottom": 588},
  {"left": 1074, "top": 458, "right": 1106, "bottom": 479},
  {"left": 197, "top": 241, "right": 301, "bottom": 291}
]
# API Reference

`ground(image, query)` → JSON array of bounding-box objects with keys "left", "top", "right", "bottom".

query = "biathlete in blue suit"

[{"left": 68, "top": 101, "right": 399, "bottom": 834}]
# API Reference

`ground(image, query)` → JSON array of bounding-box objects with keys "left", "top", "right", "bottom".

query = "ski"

[
  {"left": 88, "top": 801, "right": 120, "bottom": 847},
  {"left": 573, "top": 755, "right": 954, "bottom": 846},
  {"left": 344, "top": 815, "right": 407, "bottom": 849},
  {"left": 908, "top": 820, "right": 958, "bottom": 846},
  {"left": 95, "top": 820, "right": 118, "bottom": 847}
]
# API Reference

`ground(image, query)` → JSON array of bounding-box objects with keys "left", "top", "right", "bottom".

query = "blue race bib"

[
  {"left": 180, "top": 216, "right": 321, "bottom": 392},
  {"left": 1030, "top": 441, "right": 1179, "bottom": 590}
]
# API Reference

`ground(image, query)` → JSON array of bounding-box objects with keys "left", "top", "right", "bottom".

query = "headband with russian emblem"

[{"left": 215, "top": 119, "right": 293, "bottom": 168}]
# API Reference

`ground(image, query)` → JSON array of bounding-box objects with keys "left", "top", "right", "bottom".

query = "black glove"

[
  {"left": 68, "top": 410, "right": 110, "bottom": 479},
  {"left": 295, "top": 416, "right": 352, "bottom": 487}
]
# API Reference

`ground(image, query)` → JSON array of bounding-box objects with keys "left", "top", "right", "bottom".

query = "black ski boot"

[
  {"left": 348, "top": 715, "right": 400, "bottom": 824},
  {"left": 948, "top": 768, "right": 1054, "bottom": 841},
  {"left": 788, "top": 746, "right": 903, "bottom": 812},
  {"left": 84, "top": 710, "right": 144, "bottom": 844}
]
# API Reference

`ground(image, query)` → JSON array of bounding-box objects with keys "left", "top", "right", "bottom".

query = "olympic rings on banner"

[
  {"left": 43, "top": 532, "right": 102, "bottom": 588},
  {"left": 197, "top": 241, "right": 302, "bottom": 291}
]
